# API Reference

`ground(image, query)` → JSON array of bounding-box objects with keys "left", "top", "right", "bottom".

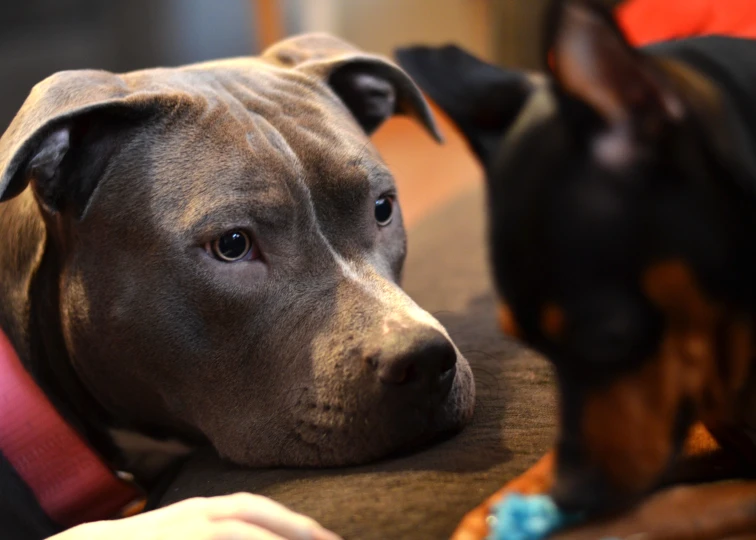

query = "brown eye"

[
  {"left": 211, "top": 230, "right": 255, "bottom": 262},
  {"left": 375, "top": 196, "right": 394, "bottom": 226}
]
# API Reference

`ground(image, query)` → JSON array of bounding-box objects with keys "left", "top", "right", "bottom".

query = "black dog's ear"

[
  {"left": 394, "top": 44, "right": 534, "bottom": 167},
  {"left": 0, "top": 69, "right": 166, "bottom": 214},
  {"left": 264, "top": 33, "right": 442, "bottom": 141},
  {"left": 545, "top": 0, "right": 683, "bottom": 129}
]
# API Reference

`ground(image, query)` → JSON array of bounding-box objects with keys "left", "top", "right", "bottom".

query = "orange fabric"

[{"left": 616, "top": 0, "right": 756, "bottom": 46}]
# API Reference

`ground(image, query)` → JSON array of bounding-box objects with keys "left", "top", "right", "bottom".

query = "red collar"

[{"left": 0, "top": 329, "right": 144, "bottom": 527}]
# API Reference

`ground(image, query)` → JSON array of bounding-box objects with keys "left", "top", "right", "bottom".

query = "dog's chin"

[{"left": 216, "top": 357, "right": 475, "bottom": 468}]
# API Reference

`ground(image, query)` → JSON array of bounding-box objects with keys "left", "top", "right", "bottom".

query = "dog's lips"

[
  {"left": 207, "top": 350, "right": 475, "bottom": 469},
  {"left": 438, "top": 363, "right": 457, "bottom": 395},
  {"left": 444, "top": 354, "right": 475, "bottom": 420},
  {"left": 281, "top": 355, "right": 473, "bottom": 467},
  {"left": 382, "top": 362, "right": 475, "bottom": 459},
  {"left": 552, "top": 412, "right": 690, "bottom": 515},
  {"left": 405, "top": 353, "right": 475, "bottom": 446}
]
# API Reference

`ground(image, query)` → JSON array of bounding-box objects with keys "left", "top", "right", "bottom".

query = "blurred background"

[
  {"left": 0, "top": 0, "right": 535, "bottom": 227},
  {"left": 0, "top": 0, "right": 635, "bottom": 133},
  {"left": 0, "top": 0, "right": 750, "bottom": 227}
]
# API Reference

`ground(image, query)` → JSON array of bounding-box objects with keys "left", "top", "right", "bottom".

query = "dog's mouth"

[
  {"left": 279, "top": 356, "right": 474, "bottom": 468},
  {"left": 203, "top": 349, "right": 475, "bottom": 469},
  {"left": 550, "top": 452, "right": 673, "bottom": 517},
  {"left": 552, "top": 399, "right": 696, "bottom": 516},
  {"left": 298, "top": 399, "right": 470, "bottom": 468},
  {"left": 375, "top": 369, "right": 474, "bottom": 462}
]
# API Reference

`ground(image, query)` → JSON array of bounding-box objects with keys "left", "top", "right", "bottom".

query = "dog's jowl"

[{"left": 0, "top": 32, "right": 475, "bottom": 535}]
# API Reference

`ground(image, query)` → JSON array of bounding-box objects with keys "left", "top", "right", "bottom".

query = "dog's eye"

[
  {"left": 375, "top": 196, "right": 394, "bottom": 226},
  {"left": 210, "top": 231, "right": 256, "bottom": 262}
]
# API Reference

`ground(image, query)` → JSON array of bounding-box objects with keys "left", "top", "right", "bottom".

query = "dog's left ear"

[
  {"left": 545, "top": 0, "right": 684, "bottom": 130},
  {"left": 394, "top": 44, "right": 536, "bottom": 168},
  {"left": 0, "top": 70, "right": 170, "bottom": 211},
  {"left": 263, "top": 33, "right": 442, "bottom": 141}
]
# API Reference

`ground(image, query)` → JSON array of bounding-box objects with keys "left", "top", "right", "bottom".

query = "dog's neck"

[{"left": 0, "top": 190, "right": 193, "bottom": 488}]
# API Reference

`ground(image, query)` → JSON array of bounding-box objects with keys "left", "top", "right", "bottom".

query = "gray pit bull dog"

[{"left": 0, "top": 32, "right": 475, "bottom": 525}]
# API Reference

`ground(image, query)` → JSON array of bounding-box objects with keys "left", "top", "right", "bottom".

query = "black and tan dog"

[{"left": 399, "top": 0, "right": 756, "bottom": 537}]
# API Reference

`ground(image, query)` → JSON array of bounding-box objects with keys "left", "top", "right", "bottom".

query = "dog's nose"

[
  {"left": 550, "top": 461, "right": 635, "bottom": 516},
  {"left": 371, "top": 327, "right": 457, "bottom": 389},
  {"left": 551, "top": 471, "right": 607, "bottom": 514}
]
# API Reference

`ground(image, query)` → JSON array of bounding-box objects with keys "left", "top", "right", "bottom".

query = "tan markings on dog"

[
  {"left": 683, "top": 422, "right": 721, "bottom": 456},
  {"left": 540, "top": 304, "right": 565, "bottom": 340},
  {"left": 641, "top": 261, "right": 717, "bottom": 324},
  {"left": 498, "top": 303, "right": 521, "bottom": 339},
  {"left": 581, "top": 261, "right": 753, "bottom": 493},
  {"left": 642, "top": 260, "right": 752, "bottom": 420},
  {"left": 582, "top": 334, "right": 681, "bottom": 492}
]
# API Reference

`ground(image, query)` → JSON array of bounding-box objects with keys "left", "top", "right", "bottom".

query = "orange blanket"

[{"left": 617, "top": 0, "right": 756, "bottom": 45}]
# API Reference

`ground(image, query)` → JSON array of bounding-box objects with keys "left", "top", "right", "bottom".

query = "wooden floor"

[{"left": 371, "top": 103, "right": 483, "bottom": 229}]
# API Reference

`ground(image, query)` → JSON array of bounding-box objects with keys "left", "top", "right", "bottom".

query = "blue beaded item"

[{"left": 485, "top": 494, "right": 582, "bottom": 540}]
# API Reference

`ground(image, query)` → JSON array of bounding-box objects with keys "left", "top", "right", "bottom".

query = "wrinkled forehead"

[{"left": 111, "top": 65, "right": 390, "bottom": 231}]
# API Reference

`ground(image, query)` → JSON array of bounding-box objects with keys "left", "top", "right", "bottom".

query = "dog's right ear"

[
  {"left": 0, "top": 70, "right": 167, "bottom": 215},
  {"left": 263, "top": 33, "right": 443, "bottom": 141},
  {"left": 395, "top": 44, "right": 535, "bottom": 168},
  {"left": 543, "top": 0, "right": 684, "bottom": 131}
]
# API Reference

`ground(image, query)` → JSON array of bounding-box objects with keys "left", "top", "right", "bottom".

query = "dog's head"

[
  {"left": 0, "top": 33, "right": 475, "bottom": 467},
  {"left": 398, "top": 0, "right": 756, "bottom": 513}
]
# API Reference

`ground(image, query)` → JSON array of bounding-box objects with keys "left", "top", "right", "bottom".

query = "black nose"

[
  {"left": 371, "top": 327, "right": 457, "bottom": 390},
  {"left": 551, "top": 467, "right": 630, "bottom": 515},
  {"left": 551, "top": 470, "right": 608, "bottom": 514}
]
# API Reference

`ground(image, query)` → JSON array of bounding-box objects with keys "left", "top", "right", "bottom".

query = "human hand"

[{"left": 50, "top": 493, "right": 342, "bottom": 540}]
